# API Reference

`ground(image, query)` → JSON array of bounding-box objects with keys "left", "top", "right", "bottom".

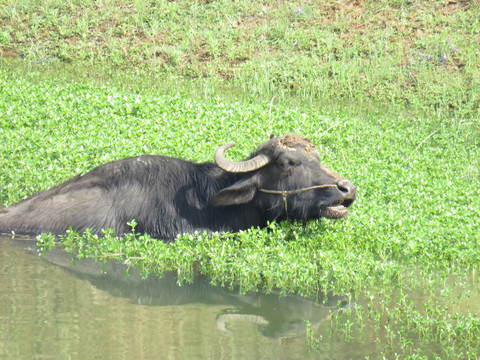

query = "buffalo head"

[{"left": 213, "top": 134, "right": 356, "bottom": 222}]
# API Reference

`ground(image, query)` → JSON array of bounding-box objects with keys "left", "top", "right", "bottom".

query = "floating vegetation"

[{"left": 1, "top": 58, "right": 479, "bottom": 358}]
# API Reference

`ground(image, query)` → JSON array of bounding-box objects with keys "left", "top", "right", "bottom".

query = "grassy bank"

[{"left": 1, "top": 0, "right": 479, "bottom": 117}]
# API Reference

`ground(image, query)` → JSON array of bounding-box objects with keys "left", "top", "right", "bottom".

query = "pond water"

[
  {"left": 0, "top": 236, "right": 353, "bottom": 360},
  {"left": 2, "top": 235, "right": 479, "bottom": 359}
]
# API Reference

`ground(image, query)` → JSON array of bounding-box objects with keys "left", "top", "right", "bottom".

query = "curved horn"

[{"left": 215, "top": 143, "right": 270, "bottom": 173}]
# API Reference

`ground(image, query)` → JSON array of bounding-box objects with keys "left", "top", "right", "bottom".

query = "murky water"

[
  {"left": 0, "top": 236, "right": 351, "bottom": 360},
  {"left": 3, "top": 235, "right": 479, "bottom": 359}
]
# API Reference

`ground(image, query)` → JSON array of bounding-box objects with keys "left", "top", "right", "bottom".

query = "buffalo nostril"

[{"left": 337, "top": 180, "right": 356, "bottom": 199}]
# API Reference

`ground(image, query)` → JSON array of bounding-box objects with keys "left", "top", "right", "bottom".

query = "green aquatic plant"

[{"left": 1, "top": 62, "right": 479, "bottom": 358}]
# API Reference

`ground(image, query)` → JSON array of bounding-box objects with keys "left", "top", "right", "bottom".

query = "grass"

[
  {"left": 1, "top": 0, "right": 479, "bottom": 117},
  {"left": 1, "top": 0, "right": 480, "bottom": 358}
]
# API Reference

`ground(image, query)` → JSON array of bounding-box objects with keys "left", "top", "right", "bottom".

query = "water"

[
  {"left": 3, "top": 235, "right": 479, "bottom": 359},
  {"left": 0, "top": 236, "right": 348, "bottom": 360}
]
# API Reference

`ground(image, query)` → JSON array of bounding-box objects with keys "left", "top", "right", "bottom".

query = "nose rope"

[{"left": 258, "top": 184, "right": 338, "bottom": 218}]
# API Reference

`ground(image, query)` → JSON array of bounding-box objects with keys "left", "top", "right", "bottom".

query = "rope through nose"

[
  {"left": 258, "top": 184, "right": 337, "bottom": 196},
  {"left": 258, "top": 184, "right": 338, "bottom": 218}
]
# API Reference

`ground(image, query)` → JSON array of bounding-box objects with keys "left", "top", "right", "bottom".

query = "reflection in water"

[
  {"left": 0, "top": 236, "right": 347, "bottom": 359},
  {"left": 41, "top": 242, "right": 347, "bottom": 339}
]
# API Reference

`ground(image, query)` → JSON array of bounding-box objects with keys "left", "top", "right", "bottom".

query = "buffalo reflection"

[{"left": 11, "top": 238, "right": 349, "bottom": 339}]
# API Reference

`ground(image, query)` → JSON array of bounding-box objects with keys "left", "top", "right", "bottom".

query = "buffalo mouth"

[
  {"left": 323, "top": 205, "right": 349, "bottom": 219},
  {"left": 321, "top": 199, "right": 353, "bottom": 219}
]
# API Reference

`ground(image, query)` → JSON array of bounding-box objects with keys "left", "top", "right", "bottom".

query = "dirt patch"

[{"left": 278, "top": 134, "right": 317, "bottom": 160}]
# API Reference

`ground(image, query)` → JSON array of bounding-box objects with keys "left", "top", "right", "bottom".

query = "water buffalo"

[{"left": 0, "top": 134, "right": 356, "bottom": 240}]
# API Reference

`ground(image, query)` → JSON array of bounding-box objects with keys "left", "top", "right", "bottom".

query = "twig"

[
  {"left": 268, "top": 95, "right": 275, "bottom": 135},
  {"left": 319, "top": 123, "right": 341, "bottom": 138},
  {"left": 407, "top": 129, "right": 440, "bottom": 162}
]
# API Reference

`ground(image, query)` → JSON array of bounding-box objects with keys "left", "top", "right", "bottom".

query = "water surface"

[
  {"left": 3, "top": 235, "right": 478, "bottom": 359},
  {"left": 0, "top": 236, "right": 347, "bottom": 359}
]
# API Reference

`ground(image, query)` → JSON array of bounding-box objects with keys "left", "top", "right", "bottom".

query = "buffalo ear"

[{"left": 213, "top": 177, "right": 258, "bottom": 206}]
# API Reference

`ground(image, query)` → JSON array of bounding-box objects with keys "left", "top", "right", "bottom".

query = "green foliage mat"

[{"left": 1, "top": 65, "right": 479, "bottom": 358}]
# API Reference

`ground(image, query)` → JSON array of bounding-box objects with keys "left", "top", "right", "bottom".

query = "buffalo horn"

[{"left": 215, "top": 143, "right": 270, "bottom": 173}]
